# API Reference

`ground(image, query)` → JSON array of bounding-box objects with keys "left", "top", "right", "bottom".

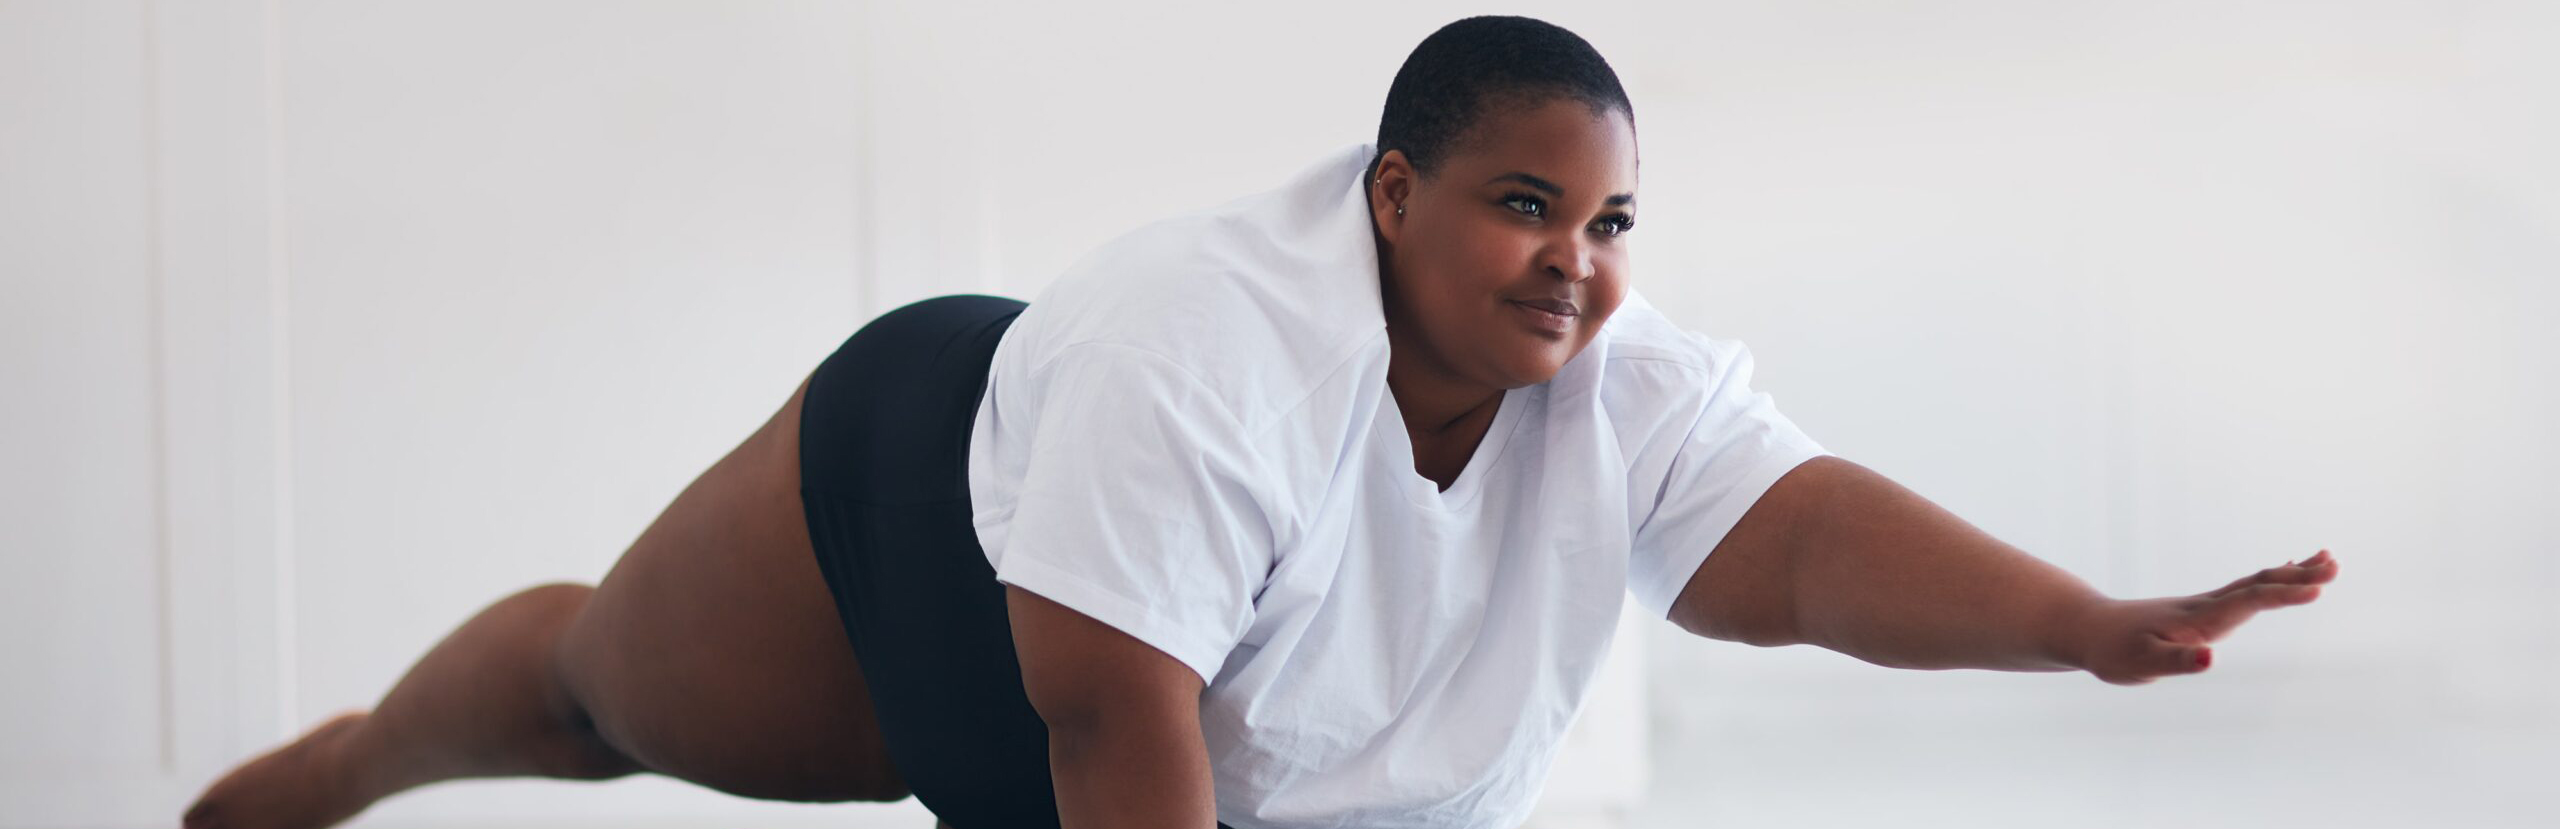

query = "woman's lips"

[
  {"left": 1514, "top": 297, "right": 1579, "bottom": 316},
  {"left": 1510, "top": 299, "right": 1575, "bottom": 334}
]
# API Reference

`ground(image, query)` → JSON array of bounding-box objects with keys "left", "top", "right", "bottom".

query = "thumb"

[{"left": 2138, "top": 633, "right": 2212, "bottom": 679}]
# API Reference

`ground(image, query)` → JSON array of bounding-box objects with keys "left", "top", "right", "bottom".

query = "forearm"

[
  {"left": 1047, "top": 715, "right": 1218, "bottom": 829},
  {"left": 1783, "top": 457, "right": 2109, "bottom": 672}
]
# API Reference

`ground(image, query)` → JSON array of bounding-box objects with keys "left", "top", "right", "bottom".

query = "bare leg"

[
  {"left": 183, "top": 584, "right": 643, "bottom": 829},
  {"left": 183, "top": 370, "right": 909, "bottom": 828}
]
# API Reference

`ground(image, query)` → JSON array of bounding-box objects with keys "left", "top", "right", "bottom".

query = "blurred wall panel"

[{"left": 0, "top": 0, "right": 169, "bottom": 819}]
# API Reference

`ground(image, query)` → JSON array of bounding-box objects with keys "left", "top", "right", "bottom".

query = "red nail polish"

[{"left": 2195, "top": 649, "right": 2213, "bottom": 669}]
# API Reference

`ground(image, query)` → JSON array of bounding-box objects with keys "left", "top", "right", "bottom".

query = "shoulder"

[
  {"left": 1014, "top": 212, "right": 1253, "bottom": 360},
  {"left": 1002, "top": 144, "right": 1385, "bottom": 430},
  {"left": 1597, "top": 288, "right": 1745, "bottom": 394},
  {"left": 1590, "top": 287, "right": 1793, "bottom": 452}
]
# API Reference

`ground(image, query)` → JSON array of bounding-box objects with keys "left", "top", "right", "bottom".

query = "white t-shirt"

[{"left": 968, "top": 142, "right": 1830, "bottom": 829}]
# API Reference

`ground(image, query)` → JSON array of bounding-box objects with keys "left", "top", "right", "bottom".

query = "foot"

[{"left": 182, "top": 710, "right": 379, "bottom": 829}]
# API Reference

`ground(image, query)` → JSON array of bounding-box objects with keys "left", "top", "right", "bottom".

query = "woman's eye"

[
  {"left": 1594, "top": 215, "right": 1636, "bottom": 237},
  {"left": 1502, "top": 194, "right": 1544, "bottom": 218}
]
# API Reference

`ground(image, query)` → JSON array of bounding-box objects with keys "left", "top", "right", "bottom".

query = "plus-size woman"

[{"left": 184, "top": 15, "right": 2337, "bottom": 829}]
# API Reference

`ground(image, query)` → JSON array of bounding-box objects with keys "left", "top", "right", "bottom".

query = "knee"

[
  {"left": 507, "top": 582, "right": 596, "bottom": 618},
  {"left": 486, "top": 581, "right": 609, "bottom": 723},
  {"left": 462, "top": 582, "right": 596, "bottom": 649}
]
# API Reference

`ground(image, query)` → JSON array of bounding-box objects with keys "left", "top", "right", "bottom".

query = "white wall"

[{"left": 4, "top": 1, "right": 2553, "bottom": 828}]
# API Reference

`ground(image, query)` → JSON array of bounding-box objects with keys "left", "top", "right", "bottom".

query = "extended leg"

[
  {"left": 183, "top": 582, "right": 643, "bottom": 829},
  {"left": 184, "top": 369, "right": 908, "bottom": 827}
]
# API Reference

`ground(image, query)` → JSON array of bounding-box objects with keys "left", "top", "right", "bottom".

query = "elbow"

[
  {"left": 1711, "top": 619, "right": 1806, "bottom": 650},
  {"left": 1669, "top": 599, "right": 1803, "bottom": 649}
]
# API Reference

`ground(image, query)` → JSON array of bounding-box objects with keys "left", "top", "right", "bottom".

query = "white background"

[{"left": 2, "top": 2, "right": 2552, "bottom": 828}]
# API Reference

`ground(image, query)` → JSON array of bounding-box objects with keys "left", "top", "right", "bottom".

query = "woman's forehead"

[{"left": 1439, "top": 98, "right": 1638, "bottom": 196}]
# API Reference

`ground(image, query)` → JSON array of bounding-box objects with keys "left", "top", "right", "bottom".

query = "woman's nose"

[{"left": 1540, "top": 237, "right": 1595, "bottom": 283}]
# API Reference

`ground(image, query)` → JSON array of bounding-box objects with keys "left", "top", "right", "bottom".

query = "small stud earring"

[{"left": 1396, "top": 205, "right": 1405, "bottom": 216}]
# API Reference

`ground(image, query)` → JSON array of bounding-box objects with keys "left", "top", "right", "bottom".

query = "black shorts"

[
  {"left": 799, "top": 294, "right": 1241, "bottom": 829},
  {"left": 796, "top": 294, "right": 1058, "bottom": 828}
]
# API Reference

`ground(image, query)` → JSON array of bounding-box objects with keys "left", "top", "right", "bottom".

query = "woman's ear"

[{"left": 1371, "top": 149, "right": 1416, "bottom": 244}]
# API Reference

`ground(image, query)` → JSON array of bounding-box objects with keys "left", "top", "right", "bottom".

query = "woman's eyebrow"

[{"left": 1485, "top": 171, "right": 1636, "bottom": 207}]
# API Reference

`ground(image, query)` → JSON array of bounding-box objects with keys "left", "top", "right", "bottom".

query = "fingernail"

[{"left": 2196, "top": 649, "right": 2212, "bottom": 669}]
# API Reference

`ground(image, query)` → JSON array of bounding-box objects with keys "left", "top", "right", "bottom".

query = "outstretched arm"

[{"left": 1669, "top": 456, "right": 2338, "bottom": 685}]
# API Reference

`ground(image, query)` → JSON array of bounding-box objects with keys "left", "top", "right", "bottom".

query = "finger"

[
  {"left": 2205, "top": 557, "right": 2333, "bottom": 599},
  {"left": 2286, "top": 550, "right": 2341, "bottom": 586},
  {"left": 2305, "top": 549, "right": 2340, "bottom": 581},
  {"left": 2190, "top": 582, "right": 2322, "bottom": 637}
]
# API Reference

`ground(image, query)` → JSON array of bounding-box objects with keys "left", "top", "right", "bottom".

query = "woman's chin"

[{"left": 1490, "top": 354, "right": 1569, "bottom": 388}]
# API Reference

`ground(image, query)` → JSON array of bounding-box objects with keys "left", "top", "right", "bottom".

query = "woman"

[{"left": 184, "top": 16, "right": 2338, "bottom": 829}]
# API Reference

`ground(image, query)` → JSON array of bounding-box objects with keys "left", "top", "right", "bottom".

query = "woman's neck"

[{"left": 1382, "top": 321, "right": 1502, "bottom": 437}]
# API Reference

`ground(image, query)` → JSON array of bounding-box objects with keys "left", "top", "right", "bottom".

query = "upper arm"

[
  {"left": 1667, "top": 454, "right": 1848, "bottom": 647},
  {"left": 1007, "top": 583, "right": 1206, "bottom": 733},
  {"left": 1008, "top": 584, "right": 1221, "bottom": 826}
]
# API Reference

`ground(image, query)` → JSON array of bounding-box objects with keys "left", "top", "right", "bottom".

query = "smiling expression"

[{"left": 1370, "top": 95, "right": 1639, "bottom": 392}]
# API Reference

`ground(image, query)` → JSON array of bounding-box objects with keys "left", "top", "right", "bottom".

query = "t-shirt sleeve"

[
  {"left": 983, "top": 342, "right": 1276, "bottom": 686},
  {"left": 1624, "top": 335, "right": 1832, "bottom": 620}
]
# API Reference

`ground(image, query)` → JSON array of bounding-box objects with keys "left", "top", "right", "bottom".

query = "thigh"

[{"left": 555, "top": 370, "right": 905, "bottom": 803}]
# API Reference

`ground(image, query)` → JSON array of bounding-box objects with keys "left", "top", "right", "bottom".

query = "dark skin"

[{"left": 1369, "top": 97, "right": 1641, "bottom": 489}]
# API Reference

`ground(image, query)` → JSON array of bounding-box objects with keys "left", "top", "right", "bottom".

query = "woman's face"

[{"left": 1372, "top": 96, "right": 1638, "bottom": 391}]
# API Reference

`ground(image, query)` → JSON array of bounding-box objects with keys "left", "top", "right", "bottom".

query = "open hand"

[{"left": 2065, "top": 549, "right": 2340, "bottom": 685}]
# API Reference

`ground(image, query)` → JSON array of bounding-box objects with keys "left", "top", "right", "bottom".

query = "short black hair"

[{"left": 1370, "top": 16, "right": 1635, "bottom": 186}]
